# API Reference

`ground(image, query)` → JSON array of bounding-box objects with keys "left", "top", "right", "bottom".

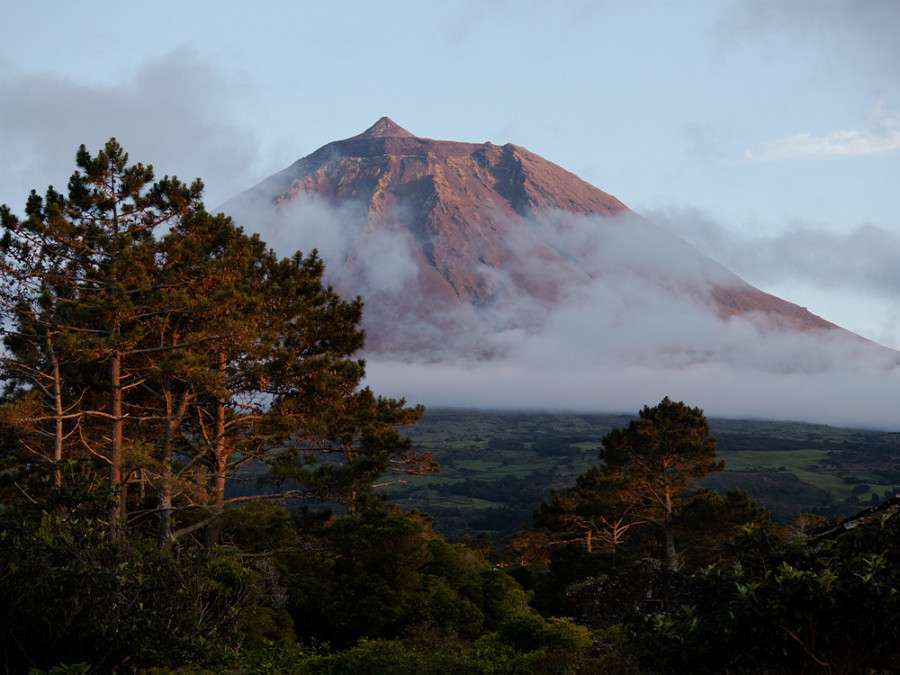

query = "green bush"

[
  {"left": 294, "top": 637, "right": 584, "bottom": 675},
  {"left": 277, "top": 507, "right": 531, "bottom": 648},
  {"left": 0, "top": 506, "right": 246, "bottom": 672},
  {"left": 497, "top": 612, "right": 590, "bottom": 653},
  {"left": 634, "top": 513, "right": 900, "bottom": 673}
]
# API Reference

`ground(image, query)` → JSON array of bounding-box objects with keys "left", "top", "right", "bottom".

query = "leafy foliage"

[
  {"left": 673, "top": 488, "right": 771, "bottom": 568},
  {"left": 259, "top": 505, "right": 532, "bottom": 648},
  {"left": 0, "top": 499, "right": 242, "bottom": 671},
  {"left": 530, "top": 397, "right": 725, "bottom": 573},
  {"left": 634, "top": 508, "right": 900, "bottom": 673}
]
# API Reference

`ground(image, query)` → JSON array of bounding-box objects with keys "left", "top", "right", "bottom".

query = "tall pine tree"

[{"left": 1, "top": 139, "right": 431, "bottom": 547}]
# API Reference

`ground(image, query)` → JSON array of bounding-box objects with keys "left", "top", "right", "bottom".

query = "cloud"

[
  {"left": 365, "top": 353, "right": 900, "bottom": 431},
  {"left": 645, "top": 206, "right": 900, "bottom": 351},
  {"left": 724, "top": 0, "right": 900, "bottom": 80},
  {"left": 362, "top": 248, "right": 900, "bottom": 430},
  {"left": 362, "top": 255, "right": 900, "bottom": 430},
  {"left": 249, "top": 192, "right": 369, "bottom": 267},
  {"left": 746, "top": 102, "right": 900, "bottom": 161},
  {"left": 0, "top": 47, "right": 260, "bottom": 211},
  {"left": 647, "top": 207, "right": 900, "bottom": 301},
  {"left": 233, "top": 196, "right": 900, "bottom": 430}
]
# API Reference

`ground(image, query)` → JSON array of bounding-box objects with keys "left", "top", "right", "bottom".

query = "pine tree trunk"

[
  {"left": 204, "top": 452, "right": 227, "bottom": 552},
  {"left": 158, "top": 487, "right": 172, "bottom": 549},
  {"left": 157, "top": 438, "right": 173, "bottom": 550},
  {"left": 48, "top": 332, "right": 63, "bottom": 488},
  {"left": 158, "top": 381, "right": 191, "bottom": 550},
  {"left": 205, "top": 354, "right": 228, "bottom": 552},
  {"left": 157, "top": 386, "right": 174, "bottom": 550},
  {"left": 108, "top": 352, "right": 125, "bottom": 544},
  {"left": 664, "top": 491, "right": 679, "bottom": 571}
]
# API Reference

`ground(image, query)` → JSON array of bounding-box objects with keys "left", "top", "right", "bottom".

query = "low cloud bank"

[
  {"left": 365, "top": 357, "right": 900, "bottom": 431},
  {"left": 365, "top": 280, "right": 900, "bottom": 430},
  {"left": 228, "top": 193, "right": 900, "bottom": 431}
]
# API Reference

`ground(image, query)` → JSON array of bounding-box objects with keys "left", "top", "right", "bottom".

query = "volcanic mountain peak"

[
  {"left": 222, "top": 120, "right": 894, "bottom": 362},
  {"left": 353, "top": 116, "right": 415, "bottom": 139}
]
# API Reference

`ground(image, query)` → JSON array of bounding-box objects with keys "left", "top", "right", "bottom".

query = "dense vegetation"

[{"left": 2, "top": 142, "right": 898, "bottom": 673}]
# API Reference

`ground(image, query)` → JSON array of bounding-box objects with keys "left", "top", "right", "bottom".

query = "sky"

[{"left": 2, "top": 0, "right": 900, "bottom": 427}]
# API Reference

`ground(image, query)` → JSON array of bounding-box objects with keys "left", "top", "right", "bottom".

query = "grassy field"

[{"left": 381, "top": 409, "right": 900, "bottom": 543}]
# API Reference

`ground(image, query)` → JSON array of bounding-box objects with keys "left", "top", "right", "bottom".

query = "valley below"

[{"left": 382, "top": 408, "right": 900, "bottom": 543}]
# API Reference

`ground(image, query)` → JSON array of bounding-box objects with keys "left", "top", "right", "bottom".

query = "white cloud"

[
  {"left": 361, "top": 223, "right": 900, "bottom": 429},
  {"left": 746, "top": 102, "right": 900, "bottom": 161}
]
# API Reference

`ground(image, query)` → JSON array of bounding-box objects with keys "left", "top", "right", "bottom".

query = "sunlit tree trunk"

[
  {"left": 205, "top": 353, "right": 228, "bottom": 552},
  {"left": 664, "top": 490, "right": 679, "bottom": 571},
  {"left": 108, "top": 352, "right": 125, "bottom": 544},
  {"left": 47, "top": 331, "right": 64, "bottom": 488},
  {"left": 157, "top": 371, "right": 193, "bottom": 550}
]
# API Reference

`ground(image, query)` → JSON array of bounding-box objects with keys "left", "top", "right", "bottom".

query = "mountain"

[{"left": 222, "top": 118, "right": 888, "bottom": 364}]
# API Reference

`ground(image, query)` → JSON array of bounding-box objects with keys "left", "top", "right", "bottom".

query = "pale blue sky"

[{"left": 2, "top": 0, "right": 900, "bottom": 349}]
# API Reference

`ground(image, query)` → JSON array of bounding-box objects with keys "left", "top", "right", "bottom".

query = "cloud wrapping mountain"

[{"left": 223, "top": 119, "right": 900, "bottom": 429}]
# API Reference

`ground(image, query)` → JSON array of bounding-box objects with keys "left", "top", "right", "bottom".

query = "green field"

[{"left": 381, "top": 409, "right": 900, "bottom": 543}]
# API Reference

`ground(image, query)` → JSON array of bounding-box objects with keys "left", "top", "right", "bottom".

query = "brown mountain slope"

[{"left": 223, "top": 118, "right": 869, "bottom": 358}]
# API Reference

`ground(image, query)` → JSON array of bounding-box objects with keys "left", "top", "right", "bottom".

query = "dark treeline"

[{"left": 1, "top": 142, "right": 898, "bottom": 674}]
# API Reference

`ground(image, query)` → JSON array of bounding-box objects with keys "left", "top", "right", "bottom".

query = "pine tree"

[
  {"left": 531, "top": 397, "right": 723, "bottom": 570},
  {"left": 599, "top": 397, "right": 723, "bottom": 570},
  {"left": 2, "top": 141, "right": 201, "bottom": 540},
  {"left": 1, "top": 139, "right": 432, "bottom": 547}
]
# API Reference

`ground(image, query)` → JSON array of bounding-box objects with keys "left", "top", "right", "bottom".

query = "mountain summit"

[
  {"left": 223, "top": 119, "right": 886, "bottom": 363},
  {"left": 353, "top": 116, "right": 416, "bottom": 139}
]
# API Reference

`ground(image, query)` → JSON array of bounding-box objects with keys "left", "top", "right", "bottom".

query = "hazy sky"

[{"left": 2, "top": 0, "right": 900, "bottom": 425}]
